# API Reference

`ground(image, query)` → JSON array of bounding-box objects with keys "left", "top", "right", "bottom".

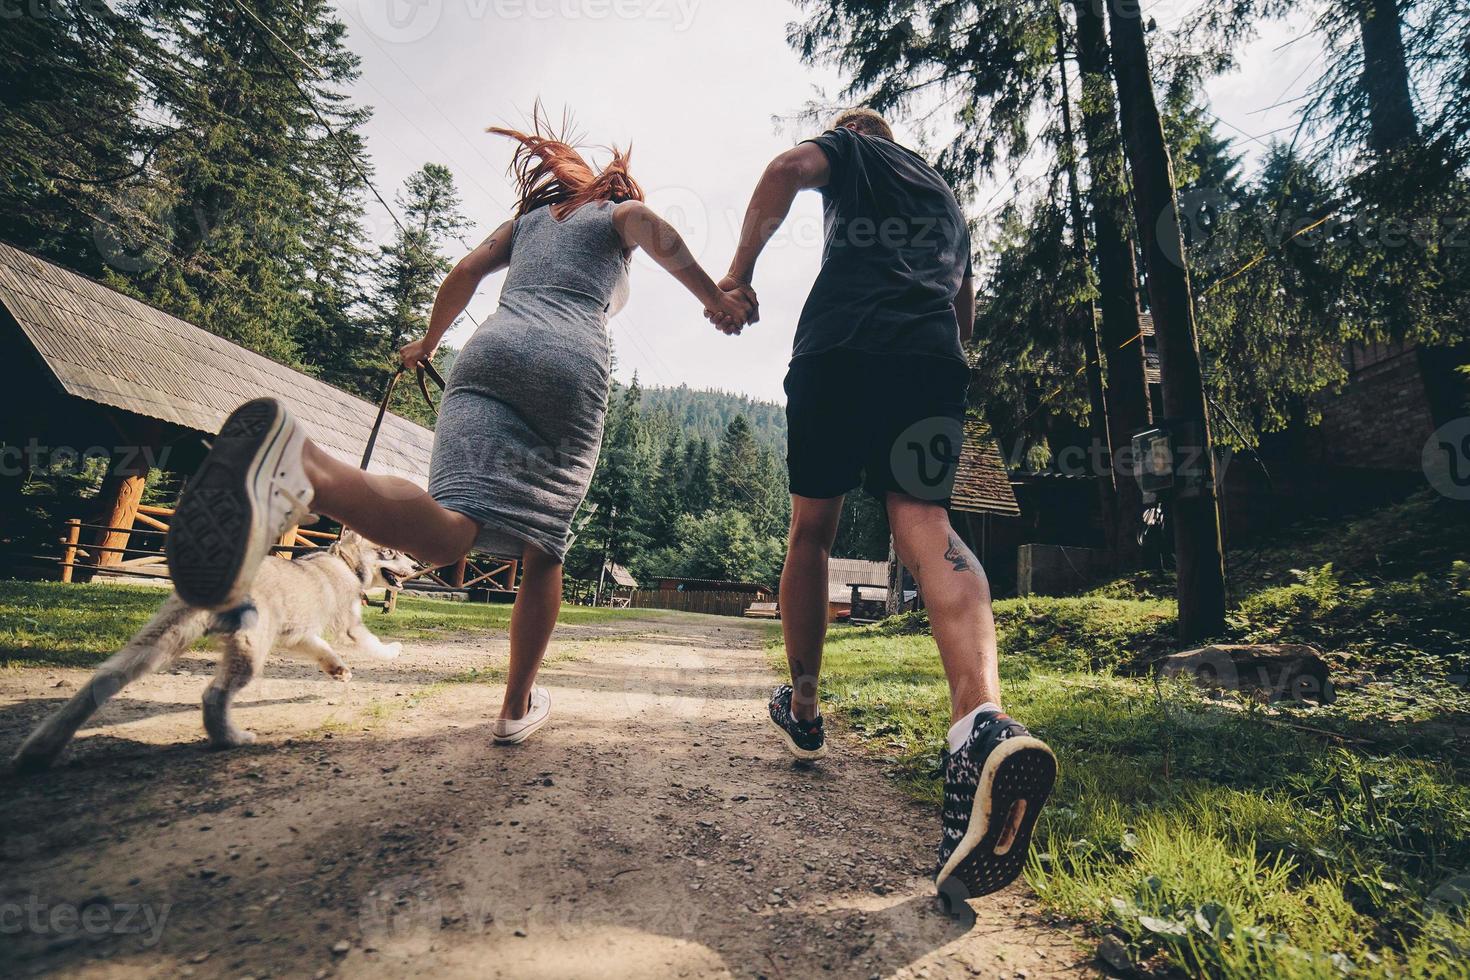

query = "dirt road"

[{"left": 0, "top": 610, "right": 1090, "bottom": 979}]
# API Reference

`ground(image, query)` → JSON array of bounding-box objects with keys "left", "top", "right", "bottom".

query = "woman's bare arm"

[
  {"left": 613, "top": 201, "right": 753, "bottom": 331},
  {"left": 401, "top": 220, "right": 515, "bottom": 367}
]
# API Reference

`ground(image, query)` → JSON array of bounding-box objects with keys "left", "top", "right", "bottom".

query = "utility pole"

[
  {"left": 1106, "top": 0, "right": 1227, "bottom": 640},
  {"left": 1053, "top": 5, "right": 1118, "bottom": 553}
]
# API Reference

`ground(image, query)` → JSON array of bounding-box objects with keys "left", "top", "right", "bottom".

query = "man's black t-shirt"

[{"left": 792, "top": 127, "right": 972, "bottom": 364}]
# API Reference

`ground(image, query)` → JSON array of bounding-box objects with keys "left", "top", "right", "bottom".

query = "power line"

[
  {"left": 227, "top": 0, "right": 487, "bottom": 328},
  {"left": 227, "top": 0, "right": 405, "bottom": 239}
]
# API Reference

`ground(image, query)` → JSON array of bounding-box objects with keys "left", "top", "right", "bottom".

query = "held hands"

[
  {"left": 704, "top": 276, "right": 759, "bottom": 336},
  {"left": 399, "top": 337, "right": 437, "bottom": 370}
]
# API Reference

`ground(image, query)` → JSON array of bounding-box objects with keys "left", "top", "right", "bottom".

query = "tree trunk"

[
  {"left": 1054, "top": 8, "right": 1119, "bottom": 555},
  {"left": 1356, "top": 0, "right": 1417, "bottom": 154},
  {"left": 1352, "top": 0, "right": 1468, "bottom": 423},
  {"left": 885, "top": 536, "right": 902, "bottom": 616},
  {"left": 1107, "top": 0, "right": 1228, "bottom": 641},
  {"left": 1071, "top": 0, "right": 1152, "bottom": 564}
]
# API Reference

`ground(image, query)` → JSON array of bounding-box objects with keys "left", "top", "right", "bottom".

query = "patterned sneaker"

[
  {"left": 767, "top": 684, "right": 827, "bottom": 760},
  {"left": 167, "top": 398, "right": 313, "bottom": 610},
  {"left": 934, "top": 710, "right": 1056, "bottom": 911},
  {"left": 493, "top": 686, "right": 551, "bottom": 745}
]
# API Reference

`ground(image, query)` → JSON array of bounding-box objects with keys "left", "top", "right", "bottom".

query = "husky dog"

[{"left": 12, "top": 531, "right": 417, "bottom": 771}]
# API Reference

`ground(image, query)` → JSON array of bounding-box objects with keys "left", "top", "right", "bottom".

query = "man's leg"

[
  {"left": 780, "top": 493, "right": 844, "bottom": 721},
  {"left": 303, "top": 441, "right": 478, "bottom": 567},
  {"left": 885, "top": 492, "right": 1056, "bottom": 905},
  {"left": 499, "top": 544, "right": 562, "bottom": 721},
  {"left": 884, "top": 493, "right": 1000, "bottom": 723}
]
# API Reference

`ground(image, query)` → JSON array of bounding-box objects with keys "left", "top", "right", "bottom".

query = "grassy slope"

[
  {"left": 778, "top": 493, "right": 1470, "bottom": 978},
  {"left": 0, "top": 582, "right": 631, "bottom": 669}
]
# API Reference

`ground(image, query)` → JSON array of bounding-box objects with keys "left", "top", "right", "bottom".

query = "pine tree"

[
  {"left": 647, "top": 431, "right": 685, "bottom": 550},
  {"left": 715, "top": 415, "right": 762, "bottom": 514},
  {"left": 366, "top": 163, "right": 469, "bottom": 424},
  {"left": 0, "top": 2, "right": 160, "bottom": 273},
  {"left": 118, "top": 0, "right": 373, "bottom": 366},
  {"left": 1108, "top": 0, "right": 1227, "bottom": 639},
  {"left": 683, "top": 438, "right": 717, "bottom": 515},
  {"left": 580, "top": 381, "right": 650, "bottom": 576}
]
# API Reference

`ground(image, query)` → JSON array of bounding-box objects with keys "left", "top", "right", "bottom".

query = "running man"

[{"left": 711, "top": 108, "right": 1057, "bottom": 906}]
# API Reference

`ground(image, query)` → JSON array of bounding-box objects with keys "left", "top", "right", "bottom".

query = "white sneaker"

[
  {"left": 167, "top": 398, "right": 313, "bottom": 610},
  {"left": 493, "top": 686, "right": 551, "bottom": 745}
]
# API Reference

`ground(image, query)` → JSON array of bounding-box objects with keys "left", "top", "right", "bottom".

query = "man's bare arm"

[
  {"left": 725, "top": 143, "right": 831, "bottom": 286},
  {"left": 954, "top": 270, "right": 975, "bottom": 345}
]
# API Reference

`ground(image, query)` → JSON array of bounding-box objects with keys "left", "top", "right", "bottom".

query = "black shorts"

[{"left": 784, "top": 348, "right": 969, "bottom": 504}]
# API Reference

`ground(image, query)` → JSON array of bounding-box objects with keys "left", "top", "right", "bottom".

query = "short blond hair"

[{"left": 832, "top": 107, "right": 894, "bottom": 141}]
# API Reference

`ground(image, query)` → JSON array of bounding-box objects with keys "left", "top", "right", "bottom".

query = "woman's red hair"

[{"left": 488, "top": 108, "right": 644, "bottom": 219}]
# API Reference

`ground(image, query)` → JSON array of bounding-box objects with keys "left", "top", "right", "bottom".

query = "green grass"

[
  {"left": 0, "top": 580, "right": 638, "bottom": 668},
  {"left": 772, "top": 495, "right": 1470, "bottom": 978}
]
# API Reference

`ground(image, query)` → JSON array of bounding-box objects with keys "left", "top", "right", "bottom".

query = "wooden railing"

[
  {"left": 53, "top": 506, "right": 519, "bottom": 595},
  {"left": 399, "top": 554, "right": 519, "bottom": 594}
]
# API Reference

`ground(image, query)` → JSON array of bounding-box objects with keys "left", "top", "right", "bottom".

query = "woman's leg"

[
  {"left": 303, "top": 442, "right": 478, "bottom": 567},
  {"left": 499, "top": 544, "right": 563, "bottom": 720}
]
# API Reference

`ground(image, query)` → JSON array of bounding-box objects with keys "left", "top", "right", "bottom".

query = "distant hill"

[{"left": 640, "top": 384, "right": 786, "bottom": 452}]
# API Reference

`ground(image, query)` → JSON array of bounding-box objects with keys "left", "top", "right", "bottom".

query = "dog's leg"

[
  {"left": 13, "top": 596, "right": 209, "bottom": 772},
  {"left": 289, "top": 636, "right": 351, "bottom": 683},
  {"left": 202, "top": 628, "right": 266, "bottom": 749},
  {"left": 345, "top": 622, "right": 403, "bottom": 661}
]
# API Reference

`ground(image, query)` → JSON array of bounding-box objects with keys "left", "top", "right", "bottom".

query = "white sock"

[{"left": 947, "top": 702, "right": 1001, "bottom": 754}]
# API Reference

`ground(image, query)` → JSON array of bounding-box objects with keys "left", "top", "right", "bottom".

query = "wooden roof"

[
  {"left": 605, "top": 562, "right": 638, "bottom": 588},
  {"left": 950, "top": 419, "right": 1021, "bottom": 517},
  {"left": 827, "top": 557, "right": 888, "bottom": 603},
  {"left": 0, "top": 244, "right": 433, "bottom": 484}
]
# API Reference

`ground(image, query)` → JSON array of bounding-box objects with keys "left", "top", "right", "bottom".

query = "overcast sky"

[{"left": 334, "top": 0, "right": 1323, "bottom": 403}]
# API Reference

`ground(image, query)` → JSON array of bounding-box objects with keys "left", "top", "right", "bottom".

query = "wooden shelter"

[
  {"left": 0, "top": 245, "right": 514, "bottom": 586},
  {"left": 826, "top": 558, "right": 889, "bottom": 621}
]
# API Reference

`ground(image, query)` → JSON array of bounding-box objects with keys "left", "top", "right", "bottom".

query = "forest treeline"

[{"left": 5, "top": 1, "right": 1467, "bottom": 592}]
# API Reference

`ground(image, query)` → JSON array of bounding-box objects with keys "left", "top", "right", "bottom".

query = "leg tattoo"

[{"left": 944, "top": 533, "right": 972, "bottom": 573}]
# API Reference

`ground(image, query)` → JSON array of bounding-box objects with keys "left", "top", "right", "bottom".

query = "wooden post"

[
  {"left": 1107, "top": 0, "right": 1227, "bottom": 640},
  {"left": 94, "top": 468, "right": 148, "bottom": 567},
  {"left": 61, "top": 518, "right": 81, "bottom": 583}
]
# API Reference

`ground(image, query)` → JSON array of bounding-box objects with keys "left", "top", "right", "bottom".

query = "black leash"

[{"left": 360, "top": 362, "right": 446, "bottom": 470}]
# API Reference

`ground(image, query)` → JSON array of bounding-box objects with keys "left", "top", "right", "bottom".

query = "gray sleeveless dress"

[{"left": 428, "top": 201, "right": 630, "bottom": 562}]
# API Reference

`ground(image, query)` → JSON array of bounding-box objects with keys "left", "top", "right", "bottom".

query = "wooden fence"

[
  {"left": 628, "top": 589, "right": 766, "bottom": 617},
  {"left": 48, "top": 507, "right": 517, "bottom": 595}
]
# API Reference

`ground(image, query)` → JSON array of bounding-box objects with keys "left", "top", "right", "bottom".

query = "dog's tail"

[{"left": 12, "top": 594, "right": 212, "bottom": 772}]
